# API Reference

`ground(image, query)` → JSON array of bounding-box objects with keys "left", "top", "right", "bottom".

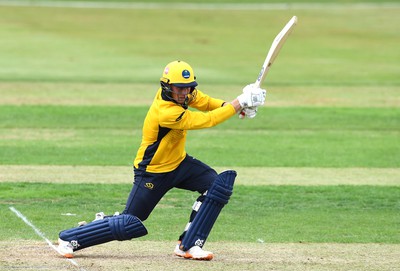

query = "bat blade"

[{"left": 254, "top": 16, "right": 298, "bottom": 88}]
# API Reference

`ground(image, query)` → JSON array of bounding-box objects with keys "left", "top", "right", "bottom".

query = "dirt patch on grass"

[
  {"left": 0, "top": 240, "right": 398, "bottom": 271},
  {"left": 0, "top": 165, "right": 399, "bottom": 186}
]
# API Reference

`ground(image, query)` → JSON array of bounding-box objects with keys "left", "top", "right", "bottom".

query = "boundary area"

[{"left": 0, "top": 1, "right": 399, "bottom": 10}]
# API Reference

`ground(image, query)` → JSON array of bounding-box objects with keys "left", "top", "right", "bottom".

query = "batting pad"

[
  {"left": 59, "top": 214, "right": 147, "bottom": 251},
  {"left": 180, "top": 170, "right": 236, "bottom": 251}
]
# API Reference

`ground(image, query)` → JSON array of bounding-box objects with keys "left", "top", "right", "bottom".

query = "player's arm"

[
  {"left": 160, "top": 104, "right": 236, "bottom": 130},
  {"left": 160, "top": 88, "right": 263, "bottom": 130},
  {"left": 189, "top": 89, "right": 227, "bottom": 111}
]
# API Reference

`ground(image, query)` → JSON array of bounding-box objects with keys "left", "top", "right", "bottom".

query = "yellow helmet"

[{"left": 160, "top": 60, "right": 198, "bottom": 88}]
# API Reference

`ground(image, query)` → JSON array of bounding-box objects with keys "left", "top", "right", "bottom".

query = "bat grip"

[
  {"left": 239, "top": 110, "right": 245, "bottom": 119},
  {"left": 254, "top": 80, "right": 261, "bottom": 89}
]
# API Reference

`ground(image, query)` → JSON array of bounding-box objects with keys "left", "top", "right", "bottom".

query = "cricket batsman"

[{"left": 57, "top": 60, "right": 266, "bottom": 260}]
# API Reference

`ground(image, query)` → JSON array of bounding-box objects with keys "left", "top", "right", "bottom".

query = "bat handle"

[
  {"left": 239, "top": 110, "right": 245, "bottom": 119},
  {"left": 254, "top": 80, "right": 261, "bottom": 89}
]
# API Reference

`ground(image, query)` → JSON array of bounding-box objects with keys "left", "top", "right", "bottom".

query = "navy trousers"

[{"left": 122, "top": 154, "right": 217, "bottom": 221}]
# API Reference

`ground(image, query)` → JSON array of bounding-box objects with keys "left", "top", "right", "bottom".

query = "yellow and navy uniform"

[{"left": 134, "top": 88, "right": 236, "bottom": 173}]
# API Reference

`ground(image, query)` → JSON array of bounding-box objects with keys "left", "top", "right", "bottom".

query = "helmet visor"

[{"left": 172, "top": 81, "right": 198, "bottom": 88}]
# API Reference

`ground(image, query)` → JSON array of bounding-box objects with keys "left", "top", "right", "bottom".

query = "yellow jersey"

[{"left": 134, "top": 88, "right": 236, "bottom": 173}]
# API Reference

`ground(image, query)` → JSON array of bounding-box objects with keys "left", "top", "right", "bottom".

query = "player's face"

[{"left": 170, "top": 85, "right": 191, "bottom": 105}]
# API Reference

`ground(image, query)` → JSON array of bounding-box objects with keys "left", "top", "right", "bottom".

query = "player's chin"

[{"left": 177, "top": 98, "right": 186, "bottom": 104}]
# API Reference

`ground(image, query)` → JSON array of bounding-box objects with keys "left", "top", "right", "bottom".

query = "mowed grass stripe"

[
  {"left": 1, "top": 83, "right": 399, "bottom": 107},
  {"left": 1, "top": 105, "right": 398, "bottom": 130},
  {"left": 0, "top": 7, "right": 399, "bottom": 86},
  {"left": 2, "top": 1, "right": 400, "bottom": 10},
  {"left": 1, "top": 165, "right": 399, "bottom": 186},
  {"left": 0, "top": 128, "right": 398, "bottom": 167},
  {"left": 0, "top": 106, "right": 398, "bottom": 167},
  {"left": 2, "top": 183, "right": 399, "bottom": 243}
]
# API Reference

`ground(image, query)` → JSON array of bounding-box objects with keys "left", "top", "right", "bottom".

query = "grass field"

[{"left": 0, "top": 1, "right": 399, "bottom": 270}]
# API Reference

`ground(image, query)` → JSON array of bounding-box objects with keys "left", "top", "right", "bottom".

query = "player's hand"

[
  {"left": 239, "top": 106, "right": 258, "bottom": 119},
  {"left": 237, "top": 84, "right": 266, "bottom": 108}
]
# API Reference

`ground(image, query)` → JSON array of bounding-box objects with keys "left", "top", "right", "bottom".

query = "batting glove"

[
  {"left": 237, "top": 84, "right": 266, "bottom": 108},
  {"left": 239, "top": 106, "right": 258, "bottom": 119}
]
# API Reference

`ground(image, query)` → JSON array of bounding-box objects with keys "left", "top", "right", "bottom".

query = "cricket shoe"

[
  {"left": 57, "top": 238, "right": 74, "bottom": 258},
  {"left": 174, "top": 243, "right": 214, "bottom": 260}
]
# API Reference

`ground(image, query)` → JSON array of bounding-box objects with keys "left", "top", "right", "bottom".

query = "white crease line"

[{"left": 9, "top": 206, "right": 86, "bottom": 271}]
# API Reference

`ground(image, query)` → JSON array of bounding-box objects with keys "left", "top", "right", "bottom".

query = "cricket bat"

[
  {"left": 254, "top": 16, "right": 298, "bottom": 88},
  {"left": 239, "top": 16, "right": 297, "bottom": 119}
]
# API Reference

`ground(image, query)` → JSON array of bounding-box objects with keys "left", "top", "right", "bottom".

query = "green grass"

[
  {"left": 21, "top": 0, "right": 393, "bottom": 3},
  {"left": 0, "top": 106, "right": 398, "bottom": 167},
  {"left": 0, "top": 6, "right": 399, "bottom": 86},
  {"left": 1, "top": 105, "right": 399, "bottom": 130},
  {"left": 0, "top": 0, "right": 399, "bottom": 251},
  {"left": 1, "top": 183, "right": 399, "bottom": 243}
]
